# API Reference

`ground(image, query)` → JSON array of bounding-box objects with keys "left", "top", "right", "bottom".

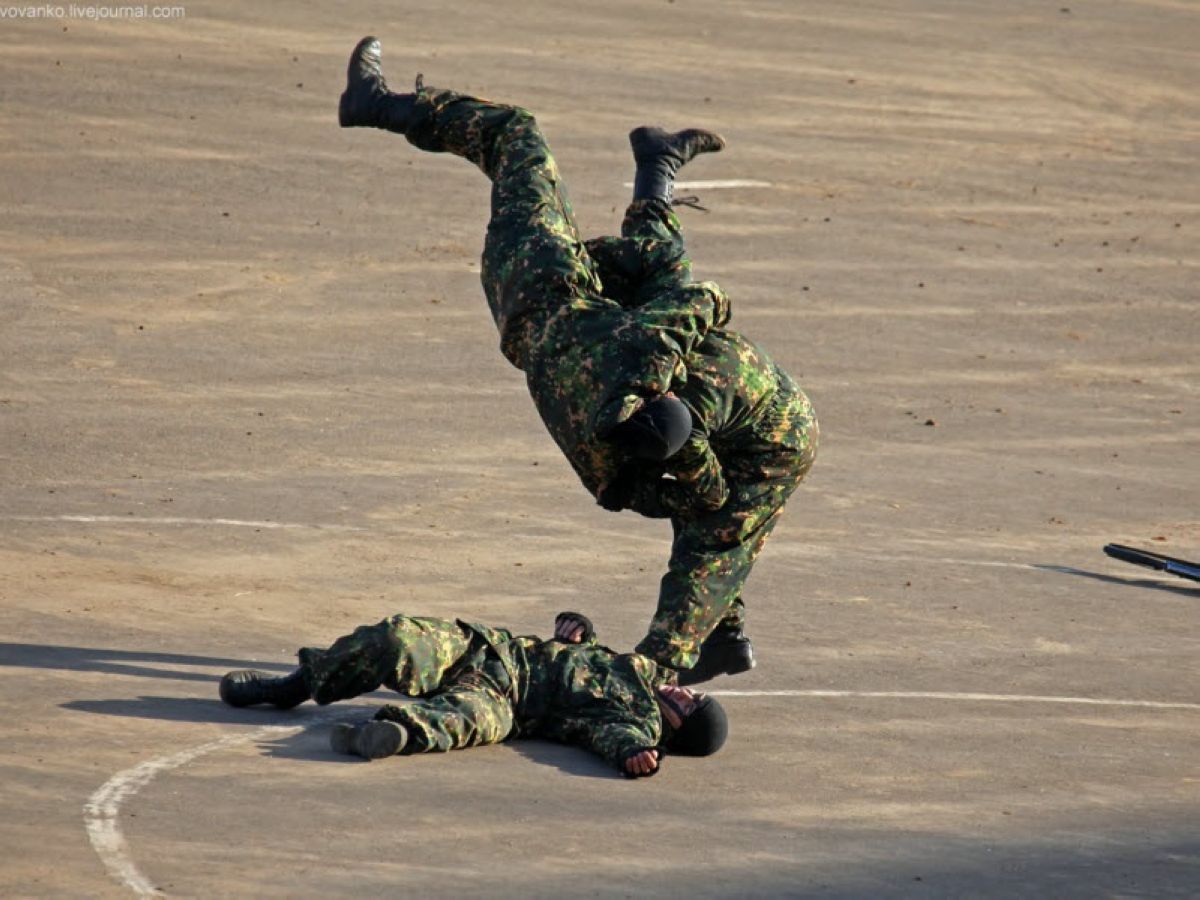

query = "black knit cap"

[
  {"left": 606, "top": 395, "right": 692, "bottom": 461},
  {"left": 663, "top": 695, "right": 728, "bottom": 756}
]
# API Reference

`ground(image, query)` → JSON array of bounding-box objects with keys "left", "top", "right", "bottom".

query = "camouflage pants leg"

[
  {"left": 635, "top": 381, "right": 819, "bottom": 670},
  {"left": 584, "top": 199, "right": 692, "bottom": 307},
  {"left": 297, "top": 615, "right": 476, "bottom": 705},
  {"left": 374, "top": 669, "right": 516, "bottom": 754},
  {"left": 405, "top": 89, "right": 602, "bottom": 367}
]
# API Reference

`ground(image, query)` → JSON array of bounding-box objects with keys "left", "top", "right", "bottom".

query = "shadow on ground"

[
  {"left": 676, "top": 830, "right": 1200, "bottom": 899},
  {"left": 62, "top": 693, "right": 625, "bottom": 777},
  {"left": 1036, "top": 566, "right": 1199, "bottom": 599},
  {"left": 0, "top": 642, "right": 295, "bottom": 682}
]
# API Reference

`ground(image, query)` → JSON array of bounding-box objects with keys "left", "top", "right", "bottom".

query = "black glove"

[
  {"left": 553, "top": 611, "right": 595, "bottom": 644},
  {"left": 597, "top": 465, "right": 640, "bottom": 512}
]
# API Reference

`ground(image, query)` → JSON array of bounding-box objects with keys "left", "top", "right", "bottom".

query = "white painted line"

[
  {"left": 85, "top": 725, "right": 295, "bottom": 896},
  {"left": 708, "top": 690, "right": 1200, "bottom": 711},
  {"left": 85, "top": 711, "right": 353, "bottom": 896},
  {"left": 5, "top": 515, "right": 364, "bottom": 531},
  {"left": 621, "top": 179, "right": 772, "bottom": 189}
]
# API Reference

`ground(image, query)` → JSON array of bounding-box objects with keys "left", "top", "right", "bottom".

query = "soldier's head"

[
  {"left": 606, "top": 395, "right": 692, "bottom": 462},
  {"left": 656, "top": 684, "right": 728, "bottom": 756}
]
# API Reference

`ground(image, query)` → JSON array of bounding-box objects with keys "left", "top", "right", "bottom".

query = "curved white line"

[
  {"left": 707, "top": 690, "right": 1200, "bottom": 711},
  {"left": 85, "top": 725, "right": 295, "bottom": 896}
]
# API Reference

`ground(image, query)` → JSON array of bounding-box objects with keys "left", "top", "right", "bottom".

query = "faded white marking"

[
  {"left": 85, "top": 710, "right": 354, "bottom": 896},
  {"left": 5, "top": 515, "right": 363, "bottom": 531},
  {"left": 85, "top": 726, "right": 295, "bottom": 896},
  {"left": 708, "top": 690, "right": 1200, "bottom": 711},
  {"left": 621, "top": 178, "right": 772, "bottom": 189}
]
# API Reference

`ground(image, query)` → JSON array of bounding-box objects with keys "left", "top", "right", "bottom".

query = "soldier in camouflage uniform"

[
  {"left": 338, "top": 37, "right": 817, "bottom": 685},
  {"left": 219, "top": 612, "right": 727, "bottom": 778}
]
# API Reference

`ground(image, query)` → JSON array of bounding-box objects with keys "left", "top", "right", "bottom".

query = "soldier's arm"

[
  {"left": 624, "top": 430, "right": 728, "bottom": 519},
  {"left": 583, "top": 719, "right": 663, "bottom": 777}
]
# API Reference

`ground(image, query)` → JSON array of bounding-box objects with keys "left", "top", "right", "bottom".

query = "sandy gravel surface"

[{"left": 1, "top": 1, "right": 1197, "bottom": 896}]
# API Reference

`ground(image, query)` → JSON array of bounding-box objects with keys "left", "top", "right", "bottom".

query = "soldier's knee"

[{"left": 501, "top": 105, "right": 538, "bottom": 134}]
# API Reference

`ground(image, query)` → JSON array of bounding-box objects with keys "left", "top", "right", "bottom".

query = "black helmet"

[
  {"left": 606, "top": 395, "right": 693, "bottom": 461},
  {"left": 663, "top": 695, "right": 728, "bottom": 756}
]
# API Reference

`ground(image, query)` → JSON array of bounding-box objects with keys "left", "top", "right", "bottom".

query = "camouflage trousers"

[
  {"left": 404, "top": 89, "right": 694, "bottom": 366},
  {"left": 298, "top": 615, "right": 518, "bottom": 754},
  {"left": 405, "top": 89, "right": 602, "bottom": 368},
  {"left": 374, "top": 661, "right": 517, "bottom": 755},
  {"left": 297, "top": 614, "right": 476, "bottom": 703},
  {"left": 635, "top": 379, "right": 818, "bottom": 669}
]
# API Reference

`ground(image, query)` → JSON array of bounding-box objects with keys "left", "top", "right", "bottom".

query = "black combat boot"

[
  {"left": 629, "top": 126, "right": 726, "bottom": 204},
  {"left": 330, "top": 720, "right": 409, "bottom": 759},
  {"left": 338, "top": 35, "right": 418, "bottom": 133},
  {"left": 676, "top": 624, "right": 755, "bottom": 686},
  {"left": 219, "top": 669, "right": 310, "bottom": 709}
]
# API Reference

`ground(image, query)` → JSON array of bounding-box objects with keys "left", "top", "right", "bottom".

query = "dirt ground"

[{"left": 1, "top": 1, "right": 1197, "bottom": 896}]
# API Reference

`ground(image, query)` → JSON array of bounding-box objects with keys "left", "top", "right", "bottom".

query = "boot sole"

[
  {"left": 330, "top": 721, "right": 407, "bottom": 759},
  {"left": 676, "top": 643, "right": 756, "bottom": 686},
  {"left": 329, "top": 723, "right": 358, "bottom": 755},
  {"left": 340, "top": 36, "right": 384, "bottom": 127}
]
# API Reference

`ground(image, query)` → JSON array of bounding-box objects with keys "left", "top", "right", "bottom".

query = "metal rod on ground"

[{"left": 1103, "top": 543, "right": 1200, "bottom": 583}]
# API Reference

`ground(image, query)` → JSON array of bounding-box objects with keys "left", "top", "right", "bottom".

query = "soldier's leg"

[
  {"left": 585, "top": 127, "right": 723, "bottom": 307},
  {"left": 339, "top": 37, "right": 601, "bottom": 368},
  {"left": 634, "top": 482, "right": 793, "bottom": 673},
  {"left": 297, "top": 615, "right": 480, "bottom": 704},
  {"left": 634, "top": 384, "right": 818, "bottom": 674},
  {"left": 370, "top": 674, "right": 516, "bottom": 755},
  {"left": 585, "top": 200, "right": 691, "bottom": 308},
  {"left": 220, "top": 615, "right": 478, "bottom": 709}
]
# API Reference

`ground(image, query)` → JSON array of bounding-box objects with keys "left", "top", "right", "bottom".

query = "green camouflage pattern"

[
  {"left": 298, "top": 614, "right": 512, "bottom": 704},
  {"left": 401, "top": 90, "right": 818, "bottom": 672},
  {"left": 405, "top": 89, "right": 729, "bottom": 497},
  {"left": 632, "top": 360, "right": 818, "bottom": 668},
  {"left": 592, "top": 206, "right": 819, "bottom": 669},
  {"left": 301, "top": 615, "right": 666, "bottom": 770}
]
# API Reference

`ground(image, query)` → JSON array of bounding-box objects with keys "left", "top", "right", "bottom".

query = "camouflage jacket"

[
  {"left": 462, "top": 623, "right": 672, "bottom": 771},
  {"left": 609, "top": 327, "right": 792, "bottom": 519},
  {"left": 520, "top": 282, "right": 730, "bottom": 499}
]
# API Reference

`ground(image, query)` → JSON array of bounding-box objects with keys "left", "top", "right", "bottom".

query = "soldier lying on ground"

[
  {"left": 338, "top": 37, "right": 818, "bottom": 685},
  {"left": 219, "top": 612, "right": 726, "bottom": 778}
]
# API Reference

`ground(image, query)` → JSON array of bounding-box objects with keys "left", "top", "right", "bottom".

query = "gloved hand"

[
  {"left": 596, "top": 465, "right": 640, "bottom": 511},
  {"left": 553, "top": 611, "right": 595, "bottom": 644}
]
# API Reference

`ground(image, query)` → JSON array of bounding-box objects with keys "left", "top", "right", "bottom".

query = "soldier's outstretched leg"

[
  {"left": 297, "top": 615, "right": 485, "bottom": 704},
  {"left": 339, "top": 35, "right": 601, "bottom": 371},
  {"left": 585, "top": 127, "right": 724, "bottom": 308},
  {"left": 331, "top": 671, "right": 516, "bottom": 758},
  {"left": 635, "top": 382, "right": 818, "bottom": 681},
  {"left": 220, "top": 615, "right": 488, "bottom": 709}
]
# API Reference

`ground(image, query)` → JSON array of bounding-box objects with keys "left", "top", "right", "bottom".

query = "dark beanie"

[
  {"left": 663, "top": 696, "right": 728, "bottom": 756},
  {"left": 606, "top": 395, "right": 692, "bottom": 461}
]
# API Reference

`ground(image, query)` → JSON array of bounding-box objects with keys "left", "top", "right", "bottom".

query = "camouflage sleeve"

[
  {"left": 628, "top": 281, "right": 730, "bottom": 363},
  {"left": 625, "top": 430, "right": 728, "bottom": 519},
  {"left": 580, "top": 718, "right": 660, "bottom": 772}
]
